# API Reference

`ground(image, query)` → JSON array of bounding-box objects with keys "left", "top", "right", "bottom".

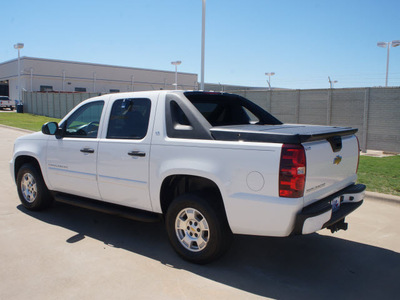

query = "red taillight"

[{"left": 279, "top": 144, "right": 306, "bottom": 198}]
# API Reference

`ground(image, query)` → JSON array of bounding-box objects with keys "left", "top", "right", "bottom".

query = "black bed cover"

[{"left": 210, "top": 124, "right": 358, "bottom": 144}]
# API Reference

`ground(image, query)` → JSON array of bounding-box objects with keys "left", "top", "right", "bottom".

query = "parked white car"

[
  {"left": 10, "top": 91, "right": 365, "bottom": 263},
  {"left": 0, "top": 96, "right": 14, "bottom": 110}
]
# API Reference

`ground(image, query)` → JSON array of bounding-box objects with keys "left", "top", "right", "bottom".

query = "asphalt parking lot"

[{"left": 1, "top": 125, "right": 399, "bottom": 300}]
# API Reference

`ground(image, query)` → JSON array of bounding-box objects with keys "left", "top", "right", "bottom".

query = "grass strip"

[
  {"left": 0, "top": 112, "right": 61, "bottom": 132},
  {"left": 357, "top": 156, "right": 400, "bottom": 196}
]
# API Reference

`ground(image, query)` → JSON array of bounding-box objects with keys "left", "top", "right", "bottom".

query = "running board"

[{"left": 53, "top": 193, "right": 162, "bottom": 223}]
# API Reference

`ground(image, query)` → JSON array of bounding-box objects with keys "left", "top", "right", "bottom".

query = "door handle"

[
  {"left": 80, "top": 147, "right": 95, "bottom": 154},
  {"left": 128, "top": 151, "right": 146, "bottom": 157}
]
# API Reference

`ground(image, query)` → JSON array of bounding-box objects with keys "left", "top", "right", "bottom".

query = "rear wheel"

[
  {"left": 17, "top": 163, "right": 53, "bottom": 210},
  {"left": 166, "top": 193, "right": 232, "bottom": 264}
]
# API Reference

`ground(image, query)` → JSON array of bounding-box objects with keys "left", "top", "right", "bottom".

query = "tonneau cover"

[{"left": 210, "top": 124, "right": 358, "bottom": 144}]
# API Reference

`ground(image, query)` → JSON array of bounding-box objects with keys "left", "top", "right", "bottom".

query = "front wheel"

[
  {"left": 165, "top": 193, "right": 232, "bottom": 264},
  {"left": 17, "top": 163, "right": 53, "bottom": 210}
]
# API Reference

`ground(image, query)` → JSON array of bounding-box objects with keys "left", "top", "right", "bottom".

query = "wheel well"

[
  {"left": 14, "top": 156, "right": 42, "bottom": 181},
  {"left": 160, "top": 175, "right": 226, "bottom": 215}
]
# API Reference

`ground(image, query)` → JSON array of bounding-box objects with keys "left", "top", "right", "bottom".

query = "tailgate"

[
  {"left": 303, "top": 135, "right": 359, "bottom": 206},
  {"left": 0, "top": 100, "right": 11, "bottom": 106}
]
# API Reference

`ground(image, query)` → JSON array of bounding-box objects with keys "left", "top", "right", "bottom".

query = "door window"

[
  {"left": 107, "top": 98, "right": 151, "bottom": 139},
  {"left": 64, "top": 101, "right": 104, "bottom": 138}
]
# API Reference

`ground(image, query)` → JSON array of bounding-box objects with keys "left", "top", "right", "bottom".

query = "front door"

[{"left": 46, "top": 100, "right": 104, "bottom": 199}]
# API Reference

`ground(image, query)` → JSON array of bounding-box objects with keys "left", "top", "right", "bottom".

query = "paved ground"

[{"left": 1, "top": 126, "right": 399, "bottom": 300}]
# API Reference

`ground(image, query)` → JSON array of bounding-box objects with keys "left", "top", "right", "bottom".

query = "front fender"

[{"left": 11, "top": 133, "right": 51, "bottom": 189}]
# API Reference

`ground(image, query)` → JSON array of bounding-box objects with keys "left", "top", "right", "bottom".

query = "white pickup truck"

[
  {"left": 10, "top": 90, "right": 365, "bottom": 263},
  {"left": 0, "top": 96, "right": 14, "bottom": 110}
]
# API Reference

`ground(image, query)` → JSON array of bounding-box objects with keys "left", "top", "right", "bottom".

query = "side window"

[
  {"left": 107, "top": 98, "right": 151, "bottom": 139},
  {"left": 171, "top": 101, "right": 191, "bottom": 126},
  {"left": 64, "top": 101, "right": 104, "bottom": 138},
  {"left": 243, "top": 107, "right": 260, "bottom": 124}
]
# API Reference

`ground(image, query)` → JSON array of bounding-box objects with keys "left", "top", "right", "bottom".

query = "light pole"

[
  {"left": 328, "top": 76, "right": 338, "bottom": 88},
  {"left": 93, "top": 72, "right": 96, "bottom": 92},
  {"left": 377, "top": 40, "right": 400, "bottom": 87},
  {"left": 265, "top": 72, "right": 275, "bottom": 90},
  {"left": 171, "top": 60, "right": 182, "bottom": 90},
  {"left": 62, "top": 70, "right": 66, "bottom": 91},
  {"left": 14, "top": 43, "right": 24, "bottom": 102},
  {"left": 200, "top": 0, "right": 206, "bottom": 90},
  {"left": 30, "top": 68, "right": 34, "bottom": 92}
]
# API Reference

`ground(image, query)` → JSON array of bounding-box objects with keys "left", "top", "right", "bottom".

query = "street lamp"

[
  {"left": 200, "top": 0, "right": 206, "bottom": 90},
  {"left": 171, "top": 60, "right": 182, "bottom": 90},
  {"left": 265, "top": 72, "right": 275, "bottom": 90},
  {"left": 14, "top": 43, "right": 24, "bottom": 102},
  {"left": 377, "top": 40, "right": 400, "bottom": 87},
  {"left": 328, "top": 76, "right": 338, "bottom": 88}
]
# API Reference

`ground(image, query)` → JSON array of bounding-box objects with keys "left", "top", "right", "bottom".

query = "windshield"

[{"left": 184, "top": 92, "right": 282, "bottom": 127}]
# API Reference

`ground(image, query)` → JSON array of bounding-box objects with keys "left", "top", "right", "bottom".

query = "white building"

[{"left": 0, "top": 57, "right": 198, "bottom": 101}]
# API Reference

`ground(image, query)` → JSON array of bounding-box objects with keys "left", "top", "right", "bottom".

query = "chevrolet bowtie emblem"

[{"left": 333, "top": 155, "right": 342, "bottom": 165}]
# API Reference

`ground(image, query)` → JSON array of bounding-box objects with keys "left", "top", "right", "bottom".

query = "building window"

[
  {"left": 109, "top": 89, "right": 120, "bottom": 93},
  {"left": 40, "top": 85, "right": 53, "bottom": 92},
  {"left": 75, "top": 87, "right": 87, "bottom": 92}
]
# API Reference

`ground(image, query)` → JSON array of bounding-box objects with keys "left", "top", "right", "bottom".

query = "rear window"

[
  {"left": 184, "top": 92, "right": 282, "bottom": 126},
  {"left": 0, "top": 96, "right": 10, "bottom": 100}
]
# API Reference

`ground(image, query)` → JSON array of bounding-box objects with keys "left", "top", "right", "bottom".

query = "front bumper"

[{"left": 291, "top": 184, "right": 366, "bottom": 235}]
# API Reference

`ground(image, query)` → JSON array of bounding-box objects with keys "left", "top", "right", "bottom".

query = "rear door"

[{"left": 97, "top": 94, "right": 157, "bottom": 211}]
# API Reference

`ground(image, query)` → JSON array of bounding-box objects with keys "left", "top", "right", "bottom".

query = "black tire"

[
  {"left": 165, "top": 193, "right": 232, "bottom": 264},
  {"left": 16, "top": 163, "right": 53, "bottom": 211}
]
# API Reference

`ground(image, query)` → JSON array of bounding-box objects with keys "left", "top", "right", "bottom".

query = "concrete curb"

[
  {"left": 0, "top": 124, "right": 34, "bottom": 134},
  {"left": 366, "top": 191, "right": 400, "bottom": 205}
]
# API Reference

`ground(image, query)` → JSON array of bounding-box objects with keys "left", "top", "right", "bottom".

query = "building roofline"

[{"left": 0, "top": 56, "right": 197, "bottom": 76}]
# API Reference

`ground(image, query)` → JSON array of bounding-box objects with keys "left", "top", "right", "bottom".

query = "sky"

[{"left": 2, "top": 0, "right": 400, "bottom": 89}]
